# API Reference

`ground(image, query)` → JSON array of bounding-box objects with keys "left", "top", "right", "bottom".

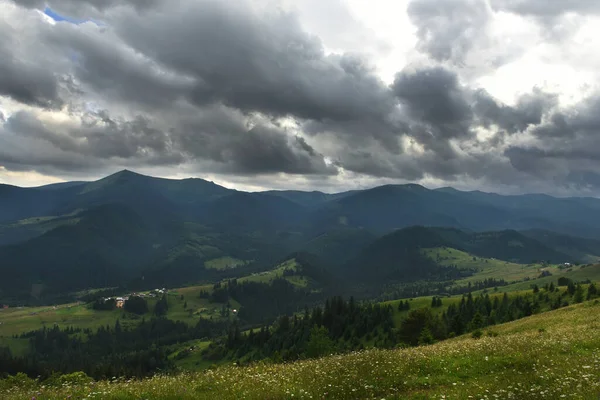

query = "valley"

[{"left": 4, "top": 0, "right": 600, "bottom": 397}]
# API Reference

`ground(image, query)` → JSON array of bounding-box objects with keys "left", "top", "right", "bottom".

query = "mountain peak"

[
  {"left": 78, "top": 169, "right": 149, "bottom": 194},
  {"left": 111, "top": 169, "right": 144, "bottom": 178}
]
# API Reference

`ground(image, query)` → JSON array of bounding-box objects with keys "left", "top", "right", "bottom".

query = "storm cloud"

[{"left": 1, "top": 0, "right": 600, "bottom": 195}]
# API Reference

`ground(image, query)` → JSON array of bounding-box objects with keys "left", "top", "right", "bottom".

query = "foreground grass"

[{"left": 3, "top": 301, "right": 599, "bottom": 399}]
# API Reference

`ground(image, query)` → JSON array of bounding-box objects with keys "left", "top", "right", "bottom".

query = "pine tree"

[
  {"left": 573, "top": 285, "right": 584, "bottom": 303},
  {"left": 469, "top": 312, "right": 484, "bottom": 331},
  {"left": 418, "top": 327, "right": 434, "bottom": 345},
  {"left": 306, "top": 326, "right": 334, "bottom": 358},
  {"left": 154, "top": 294, "right": 169, "bottom": 316},
  {"left": 587, "top": 283, "right": 598, "bottom": 300}
]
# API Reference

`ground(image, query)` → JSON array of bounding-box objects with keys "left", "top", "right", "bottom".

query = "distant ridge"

[{"left": 2, "top": 169, "right": 600, "bottom": 301}]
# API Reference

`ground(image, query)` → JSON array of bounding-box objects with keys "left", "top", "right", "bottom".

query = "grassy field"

[
  {"left": 168, "top": 340, "right": 214, "bottom": 371},
  {"left": 237, "top": 258, "right": 309, "bottom": 287},
  {"left": 0, "top": 258, "right": 303, "bottom": 339},
  {"left": 0, "top": 303, "right": 124, "bottom": 337},
  {"left": 204, "top": 256, "right": 249, "bottom": 270},
  {"left": 0, "top": 290, "right": 227, "bottom": 354},
  {"left": 3, "top": 300, "right": 598, "bottom": 399},
  {"left": 2, "top": 258, "right": 597, "bottom": 350},
  {"left": 0, "top": 258, "right": 310, "bottom": 352},
  {"left": 422, "top": 247, "right": 553, "bottom": 283},
  {"left": 494, "top": 263, "right": 600, "bottom": 292}
]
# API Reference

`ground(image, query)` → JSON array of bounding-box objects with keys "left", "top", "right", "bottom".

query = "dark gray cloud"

[
  {"left": 0, "top": 105, "right": 335, "bottom": 177},
  {"left": 112, "top": 2, "right": 395, "bottom": 124},
  {"left": 45, "top": 22, "right": 195, "bottom": 110},
  {"left": 393, "top": 66, "right": 473, "bottom": 138},
  {"left": 3, "top": 110, "right": 180, "bottom": 163},
  {"left": 220, "top": 129, "right": 335, "bottom": 175},
  {"left": 0, "top": 13, "right": 65, "bottom": 109},
  {"left": 174, "top": 105, "right": 337, "bottom": 176},
  {"left": 505, "top": 94, "right": 600, "bottom": 189},
  {"left": 407, "top": 0, "right": 490, "bottom": 63},
  {"left": 0, "top": 56, "right": 63, "bottom": 109},
  {"left": 474, "top": 88, "right": 558, "bottom": 134}
]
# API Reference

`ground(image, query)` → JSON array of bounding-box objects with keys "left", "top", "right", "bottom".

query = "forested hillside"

[{"left": 3, "top": 171, "right": 600, "bottom": 304}]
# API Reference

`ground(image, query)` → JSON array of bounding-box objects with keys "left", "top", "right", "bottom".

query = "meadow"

[
  {"left": 204, "top": 256, "right": 249, "bottom": 270},
  {"left": 422, "top": 247, "right": 553, "bottom": 283},
  {"left": 2, "top": 300, "right": 598, "bottom": 399}
]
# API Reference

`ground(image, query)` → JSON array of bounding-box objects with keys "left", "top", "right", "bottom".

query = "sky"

[{"left": 1, "top": 0, "right": 600, "bottom": 194}]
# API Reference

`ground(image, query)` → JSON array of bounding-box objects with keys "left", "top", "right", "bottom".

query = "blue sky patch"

[{"left": 44, "top": 7, "right": 86, "bottom": 24}]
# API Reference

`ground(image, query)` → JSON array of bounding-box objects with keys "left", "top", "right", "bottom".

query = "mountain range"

[{"left": 1, "top": 170, "right": 600, "bottom": 302}]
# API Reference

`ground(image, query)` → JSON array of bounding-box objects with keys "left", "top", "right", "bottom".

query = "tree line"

[
  {"left": 210, "top": 296, "right": 395, "bottom": 363},
  {"left": 0, "top": 317, "right": 227, "bottom": 380}
]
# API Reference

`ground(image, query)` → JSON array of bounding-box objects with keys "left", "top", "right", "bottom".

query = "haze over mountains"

[{"left": 2, "top": 169, "right": 600, "bottom": 302}]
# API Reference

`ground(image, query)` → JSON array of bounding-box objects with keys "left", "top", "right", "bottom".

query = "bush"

[
  {"left": 1, "top": 372, "right": 36, "bottom": 389},
  {"left": 471, "top": 329, "right": 483, "bottom": 339},
  {"left": 59, "top": 371, "right": 94, "bottom": 385},
  {"left": 124, "top": 296, "right": 148, "bottom": 315},
  {"left": 44, "top": 371, "right": 94, "bottom": 387},
  {"left": 486, "top": 331, "right": 499, "bottom": 337},
  {"left": 557, "top": 277, "right": 573, "bottom": 287}
]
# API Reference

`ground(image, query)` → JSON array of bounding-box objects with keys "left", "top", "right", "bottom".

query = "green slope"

[
  {"left": 421, "top": 247, "right": 549, "bottom": 284},
  {"left": 345, "top": 226, "right": 572, "bottom": 284},
  {"left": 4, "top": 301, "right": 599, "bottom": 399},
  {"left": 0, "top": 204, "right": 160, "bottom": 302},
  {"left": 521, "top": 228, "right": 600, "bottom": 263}
]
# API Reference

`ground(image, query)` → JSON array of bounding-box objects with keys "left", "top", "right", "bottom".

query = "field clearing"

[
  {"left": 0, "top": 289, "right": 227, "bottom": 348},
  {"left": 169, "top": 340, "right": 214, "bottom": 371},
  {"left": 204, "top": 256, "right": 249, "bottom": 270},
  {"left": 238, "top": 259, "right": 299, "bottom": 284},
  {"left": 495, "top": 263, "right": 600, "bottom": 292},
  {"left": 3, "top": 300, "right": 598, "bottom": 399},
  {"left": 422, "top": 247, "right": 566, "bottom": 285},
  {"left": 0, "top": 303, "right": 124, "bottom": 337},
  {"left": 0, "top": 259, "right": 301, "bottom": 342}
]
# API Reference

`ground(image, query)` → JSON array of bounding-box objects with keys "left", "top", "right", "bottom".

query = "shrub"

[
  {"left": 59, "top": 371, "right": 94, "bottom": 386},
  {"left": 124, "top": 296, "right": 148, "bottom": 315},
  {"left": 471, "top": 329, "right": 483, "bottom": 339},
  {"left": 1, "top": 372, "right": 36, "bottom": 389},
  {"left": 558, "top": 277, "right": 573, "bottom": 287}
]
